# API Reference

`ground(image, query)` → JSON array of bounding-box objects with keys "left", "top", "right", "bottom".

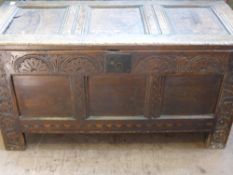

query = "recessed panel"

[
  {"left": 164, "top": 7, "right": 228, "bottom": 35},
  {"left": 162, "top": 74, "right": 222, "bottom": 115},
  {"left": 5, "top": 7, "right": 66, "bottom": 34},
  {"left": 88, "top": 6, "right": 145, "bottom": 34},
  {"left": 88, "top": 75, "right": 146, "bottom": 116},
  {"left": 13, "top": 75, "right": 73, "bottom": 117}
]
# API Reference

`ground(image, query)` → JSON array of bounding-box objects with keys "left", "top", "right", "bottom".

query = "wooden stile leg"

[
  {"left": 206, "top": 72, "right": 233, "bottom": 149},
  {"left": 1, "top": 129, "right": 26, "bottom": 151},
  {"left": 0, "top": 115, "right": 26, "bottom": 151},
  {"left": 0, "top": 53, "right": 26, "bottom": 150}
]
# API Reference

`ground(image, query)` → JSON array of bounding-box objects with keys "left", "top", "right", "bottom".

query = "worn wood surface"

[{"left": 0, "top": 1, "right": 233, "bottom": 46}]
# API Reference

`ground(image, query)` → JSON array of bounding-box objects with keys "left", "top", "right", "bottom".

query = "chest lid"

[{"left": 0, "top": 0, "right": 233, "bottom": 46}]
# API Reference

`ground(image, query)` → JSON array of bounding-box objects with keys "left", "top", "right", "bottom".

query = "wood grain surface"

[{"left": 0, "top": 0, "right": 233, "bottom": 46}]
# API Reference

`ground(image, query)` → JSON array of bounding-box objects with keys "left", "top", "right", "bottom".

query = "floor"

[{"left": 0, "top": 130, "right": 232, "bottom": 175}]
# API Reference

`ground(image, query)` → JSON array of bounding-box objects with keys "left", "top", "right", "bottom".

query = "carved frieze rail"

[
  {"left": 132, "top": 54, "right": 228, "bottom": 74},
  {"left": 11, "top": 54, "right": 104, "bottom": 74}
]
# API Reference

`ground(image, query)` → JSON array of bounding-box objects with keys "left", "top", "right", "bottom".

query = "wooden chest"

[{"left": 0, "top": 0, "right": 233, "bottom": 150}]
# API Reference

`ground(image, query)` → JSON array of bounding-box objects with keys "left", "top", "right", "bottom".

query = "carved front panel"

[
  {"left": 133, "top": 52, "right": 229, "bottom": 118},
  {"left": 1, "top": 51, "right": 230, "bottom": 122},
  {"left": 6, "top": 52, "right": 104, "bottom": 120}
]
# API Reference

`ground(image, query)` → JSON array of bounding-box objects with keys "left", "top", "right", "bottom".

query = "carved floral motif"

[
  {"left": 14, "top": 55, "right": 51, "bottom": 73},
  {"left": 18, "top": 58, "right": 49, "bottom": 73},
  {"left": 60, "top": 56, "right": 102, "bottom": 74}
]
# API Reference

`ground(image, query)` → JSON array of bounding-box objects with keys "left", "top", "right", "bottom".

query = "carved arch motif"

[
  {"left": 176, "top": 55, "right": 228, "bottom": 73},
  {"left": 13, "top": 54, "right": 52, "bottom": 73},
  {"left": 12, "top": 54, "right": 103, "bottom": 74},
  {"left": 59, "top": 56, "right": 103, "bottom": 74},
  {"left": 133, "top": 54, "right": 228, "bottom": 74},
  {"left": 132, "top": 55, "right": 177, "bottom": 74}
]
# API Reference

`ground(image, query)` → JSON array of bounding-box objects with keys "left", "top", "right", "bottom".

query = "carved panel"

[
  {"left": 133, "top": 53, "right": 228, "bottom": 120},
  {"left": 9, "top": 53, "right": 103, "bottom": 119}
]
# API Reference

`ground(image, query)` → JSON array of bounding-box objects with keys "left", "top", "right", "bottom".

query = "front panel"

[
  {"left": 13, "top": 75, "right": 74, "bottom": 118},
  {"left": 5, "top": 51, "right": 228, "bottom": 124},
  {"left": 162, "top": 74, "right": 222, "bottom": 115},
  {"left": 88, "top": 74, "right": 146, "bottom": 117}
]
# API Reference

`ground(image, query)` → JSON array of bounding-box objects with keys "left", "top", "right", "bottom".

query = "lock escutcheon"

[{"left": 105, "top": 52, "right": 132, "bottom": 73}]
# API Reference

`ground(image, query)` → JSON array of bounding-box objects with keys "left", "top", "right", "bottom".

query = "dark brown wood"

[
  {"left": 206, "top": 55, "right": 233, "bottom": 148},
  {"left": 13, "top": 75, "right": 74, "bottom": 118},
  {"left": 0, "top": 0, "right": 233, "bottom": 150},
  {"left": 0, "top": 50, "right": 231, "bottom": 150},
  {"left": 21, "top": 118, "right": 215, "bottom": 133},
  {"left": 0, "top": 52, "right": 26, "bottom": 150},
  {"left": 162, "top": 74, "right": 222, "bottom": 115},
  {"left": 88, "top": 74, "right": 146, "bottom": 117}
]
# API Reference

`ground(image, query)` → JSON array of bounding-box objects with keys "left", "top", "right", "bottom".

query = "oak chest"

[{"left": 0, "top": 0, "right": 233, "bottom": 150}]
